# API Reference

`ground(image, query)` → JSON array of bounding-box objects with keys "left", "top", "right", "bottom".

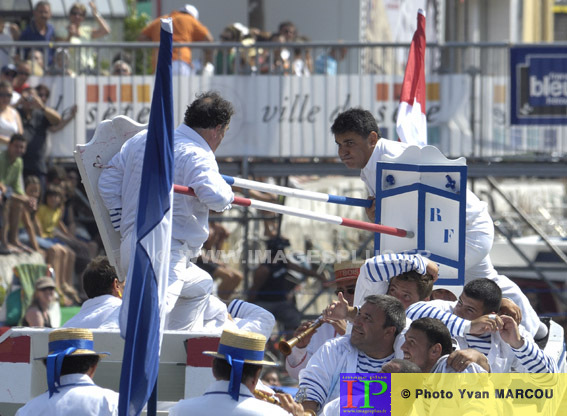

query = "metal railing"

[{"left": 3, "top": 40, "right": 567, "bottom": 161}]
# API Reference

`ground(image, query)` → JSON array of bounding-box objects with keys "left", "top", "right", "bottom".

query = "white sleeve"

[
  {"left": 509, "top": 328, "right": 558, "bottom": 373},
  {"left": 285, "top": 346, "right": 311, "bottom": 380},
  {"left": 406, "top": 301, "right": 472, "bottom": 337},
  {"left": 98, "top": 151, "right": 126, "bottom": 231},
  {"left": 228, "top": 299, "right": 275, "bottom": 341},
  {"left": 362, "top": 253, "right": 428, "bottom": 282},
  {"left": 298, "top": 340, "right": 337, "bottom": 407},
  {"left": 183, "top": 153, "right": 234, "bottom": 212}
]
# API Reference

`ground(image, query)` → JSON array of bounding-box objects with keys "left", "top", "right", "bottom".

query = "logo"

[
  {"left": 510, "top": 47, "right": 567, "bottom": 125},
  {"left": 340, "top": 373, "right": 391, "bottom": 415}
]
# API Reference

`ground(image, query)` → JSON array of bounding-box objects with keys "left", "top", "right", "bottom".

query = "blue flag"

[{"left": 118, "top": 18, "right": 174, "bottom": 416}]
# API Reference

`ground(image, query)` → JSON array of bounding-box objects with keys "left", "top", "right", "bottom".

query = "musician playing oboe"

[
  {"left": 285, "top": 261, "right": 362, "bottom": 380},
  {"left": 170, "top": 328, "right": 311, "bottom": 416}
]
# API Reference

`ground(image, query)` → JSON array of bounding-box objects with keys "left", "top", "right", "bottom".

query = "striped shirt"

[
  {"left": 406, "top": 301, "right": 470, "bottom": 337},
  {"left": 511, "top": 338, "right": 557, "bottom": 373},
  {"left": 363, "top": 253, "right": 428, "bottom": 283},
  {"left": 356, "top": 351, "right": 395, "bottom": 373},
  {"left": 464, "top": 333, "right": 492, "bottom": 356}
]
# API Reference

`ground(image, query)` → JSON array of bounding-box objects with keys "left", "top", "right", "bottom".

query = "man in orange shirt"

[{"left": 139, "top": 4, "right": 213, "bottom": 75}]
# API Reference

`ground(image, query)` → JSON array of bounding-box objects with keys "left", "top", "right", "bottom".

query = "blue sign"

[{"left": 510, "top": 47, "right": 567, "bottom": 125}]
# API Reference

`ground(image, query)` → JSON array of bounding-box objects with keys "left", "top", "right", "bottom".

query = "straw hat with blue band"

[
  {"left": 203, "top": 328, "right": 275, "bottom": 401},
  {"left": 38, "top": 328, "right": 109, "bottom": 397}
]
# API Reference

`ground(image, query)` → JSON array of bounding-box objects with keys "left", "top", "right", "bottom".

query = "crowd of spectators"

[
  {"left": 1, "top": 1, "right": 343, "bottom": 78},
  {"left": 0, "top": 2, "right": 346, "bottom": 322}
]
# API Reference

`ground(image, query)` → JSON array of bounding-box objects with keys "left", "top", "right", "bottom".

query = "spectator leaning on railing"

[{"left": 18, "top": 1, "right": 56, "bottom": 66}]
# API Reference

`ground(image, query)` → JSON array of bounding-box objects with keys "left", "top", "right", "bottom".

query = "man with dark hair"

[
  {"left": 331, "top": 107, "right": 547, "bottom": 341},
  {"left": 382, "top": 358, "right": 422, "bottom": 373},
  {"left": 63, "top": 256, "right": 123, "bottom": 329},
  {"left": 17, "top": 84, "right": 61, "bottom": 185},
  {"left": 15, "top": 328, "right": 118, "bottom": 415},
  {"left": 285, "top": 261, "right": 362, "bottom": 380},
  {"left": 18, "top": 1, "right": 56, "bottom": 65},
  {"left": 99, "top": 91, "right": 235, "bottom": 330},
  {"left": 406, "top": 279, "right": 558, "bottom": 373},
  {"left": 299, "top": 295, "right": 406, "bottom": 413},
  {"left": 403, "top": 318, "right": 456, "bottom": 372},
  {"left": 352, "top": 253, "right": 437, "bottom": 309},
  {"left": 169, "top": 328, "right": 303, "bottom": 415}
]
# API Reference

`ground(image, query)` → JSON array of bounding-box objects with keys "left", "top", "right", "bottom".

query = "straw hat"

[
  {"left": 38, "top": 328, "right": 109, "bottom": 359},
  {"left": 39, "top": 328, "right": 109, "bottom": 397},
  {"left": 324, "top": 260, "right": 363, "bottom": 287},
  {"left": 203, "top": 328, "right": 275, "bottom": 366},
  {"left": 35, "top": 276, "right": 56, "bottom": 291}
]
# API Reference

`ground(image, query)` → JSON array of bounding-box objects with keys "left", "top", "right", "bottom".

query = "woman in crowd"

[
  {"left": 55, "top": 1, "right": 111, "bottom": 74},
  {"left": 22, "top": 276, "right": 56, "bottom": 327},
  {"left": 0, "top": 80, "right": 22, "bottom": 148}
]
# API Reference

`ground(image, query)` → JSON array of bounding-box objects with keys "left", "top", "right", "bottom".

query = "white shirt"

[
  {"left": 15, "top": 373, "right": 119, "bottom": 416},
  {"left": 285, "top": 322, "right": 338, "bottom": 380},
  {"left": 168, "top": 380, "right": 290, "bottom": 416},
  {"left": 98, "top": 123, "right": 233, "bottom": 257},
  {"left": 408, "top": 300, "right": 558, "bottom": 373},
  {"left": 199, "top": 297, "right": 276, "bottom": 341},
  {"left": 299, "top": 335, "right": 404, "bottom": 408},
  {"left": 431, "top": 354, "right": 487, "bottom": 373},
  {"left": 171, "top": 124, "right": 233, "bottom": 254},
  {"left": 63, "top": 295, "right": 121, "bottom": 329}
]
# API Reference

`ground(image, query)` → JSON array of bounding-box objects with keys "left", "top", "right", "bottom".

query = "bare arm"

[
  {"left": 24, "top": 306, "right": 45, "bottom": 327},
  {"left": 48, "top": 105, "right": 77, "bottom": 133},
  {"left": 89, "top": 1, "right": 111, "bottom": 38}
]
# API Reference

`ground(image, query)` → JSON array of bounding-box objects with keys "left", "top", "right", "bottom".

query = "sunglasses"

[
  {"left": 17, "top": 71, "right": 30, "bottom": 76},
  {"left": 71, "top": 11, "right": 86, "bottom": 16},
  {"left": 0, "top": 93, "right": 12, "bottom": 98},
  {"left": 334, "top": 287, "right": 356, "bottom": 296},
  {"left": 3, "top": 71, "right": 17, "bottom": 78}
]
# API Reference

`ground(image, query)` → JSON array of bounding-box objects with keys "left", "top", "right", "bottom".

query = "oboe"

[{"left": 279, "top": 317, "right": 324, "bottom": 356}]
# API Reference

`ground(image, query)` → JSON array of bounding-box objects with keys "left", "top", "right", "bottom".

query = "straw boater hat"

[
  {"left": 203, "top": 328, "right": 275, "bottom": 401},
  {"left": 38, "top": 328, "right": 109, "bottom": 397},
  {"left": 324, "top": 260, "right": 364, "bottom": 287}
]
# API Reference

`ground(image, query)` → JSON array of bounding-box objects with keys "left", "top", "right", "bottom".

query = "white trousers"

[{"left": 120, "top": 235, "right": 213, "bottom": 331}]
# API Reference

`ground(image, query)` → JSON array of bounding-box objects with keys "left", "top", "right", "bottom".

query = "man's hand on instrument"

[
  {"left": 275, "top": 393, "right": 305, "bottom": 416},
  {"left": 322, "top": 318, "right": 347, "bottom": 336},
  {"left": 293, "top": 320, "right": 317, "bottom": 349}
]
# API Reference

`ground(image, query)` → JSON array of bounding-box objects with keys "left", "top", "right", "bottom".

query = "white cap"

[
  {"left": 232, "top": 22, "right": 249, "bottom": 36},
  {"left": 179, "top": 4, "right": 199, "bottom": 20}
]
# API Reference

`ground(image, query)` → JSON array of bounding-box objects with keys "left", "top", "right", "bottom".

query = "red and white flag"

[{"left": 396, "top": 9, "right": 427, "bottom": 147}]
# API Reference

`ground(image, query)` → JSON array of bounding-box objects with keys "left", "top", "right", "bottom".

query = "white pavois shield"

[{"left": 375, "top": 145, "right": 467, "bottom": 289}]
